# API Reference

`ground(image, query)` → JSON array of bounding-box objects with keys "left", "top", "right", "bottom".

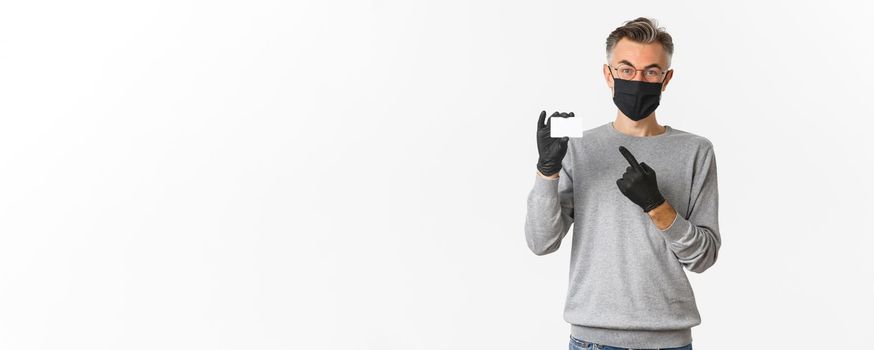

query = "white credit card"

[{"left": 550, "top": 116, "right": 584, "bottom": 138}]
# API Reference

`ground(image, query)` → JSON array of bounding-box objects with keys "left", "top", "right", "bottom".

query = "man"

[{"left": 525, "top": 17, "right": 720, "bottom": 350}]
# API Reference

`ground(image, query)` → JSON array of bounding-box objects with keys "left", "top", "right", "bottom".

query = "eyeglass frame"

[{"left": 607, "top": 64, "right": 672, "bottom": 83}]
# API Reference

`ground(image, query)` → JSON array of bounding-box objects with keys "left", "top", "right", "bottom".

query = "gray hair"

[{"left": 605, "top": 17, "right": 674, "bottom": 67}]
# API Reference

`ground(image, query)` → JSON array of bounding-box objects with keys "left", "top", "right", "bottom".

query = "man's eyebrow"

[{"left": 617, "top": 59, "right": 663, "bottom": 70}]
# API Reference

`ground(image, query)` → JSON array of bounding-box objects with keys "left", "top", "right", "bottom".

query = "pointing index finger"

[{"left": 619, "top": 146, "right": 644, "bottom": 173}]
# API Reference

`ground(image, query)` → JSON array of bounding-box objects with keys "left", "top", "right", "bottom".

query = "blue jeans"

[{"left": 569, "top": 335, "right": 692, "bottom": 350}]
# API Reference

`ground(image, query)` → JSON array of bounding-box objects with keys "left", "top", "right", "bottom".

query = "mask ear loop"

[
  {"left": 608, "top": 65, "right": 618, "bottom": 81},
  {"left": 608, "top": 65, "right": 623, "bottom": 97},
  {"left": 659, "top": 69, "right": 672, "bottom": 89}
]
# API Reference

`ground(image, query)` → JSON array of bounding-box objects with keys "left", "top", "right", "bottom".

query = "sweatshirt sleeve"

[
  {"left": 524, "top": 160, "right": 575, "bottom": 256},
  {"left": 659, "top": 142, "right": 721, "bottom": 273}
]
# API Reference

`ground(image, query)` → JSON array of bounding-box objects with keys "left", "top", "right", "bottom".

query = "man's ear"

[
  {"left": 603, "top": 64, "right": 614, "bottom": 89},
  {"left": 661, "top": 69, "right": 674, "bottom": 92},
  {"left": 604, "top": 64, "right": 615, "bottom": 98}
]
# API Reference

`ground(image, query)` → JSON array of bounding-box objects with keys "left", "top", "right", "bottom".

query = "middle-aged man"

[{"left": 525, "top": 17, "right": 721, "bottom": 350}]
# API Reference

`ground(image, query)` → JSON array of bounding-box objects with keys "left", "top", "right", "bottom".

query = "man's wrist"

[
  {"left": 647, "top": 200, "right": 677, "bottom": 231},
  {"left": 537, "top": 169, "right": 559, "bottom": 180}
]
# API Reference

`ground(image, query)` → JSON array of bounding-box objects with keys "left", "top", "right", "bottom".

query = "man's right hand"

[{"left": 536, "top": 110, "right": 572, "bottom": 177}]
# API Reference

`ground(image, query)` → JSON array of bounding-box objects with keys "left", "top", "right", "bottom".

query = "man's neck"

[{"left": 612, "top": 113, "right": 666, "bottom": 137}]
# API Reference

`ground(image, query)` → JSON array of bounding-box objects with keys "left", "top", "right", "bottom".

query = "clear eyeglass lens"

[
  {"left": 643, "top": 68, "right": 664, "bottom": 82},
  {"left": 616, "top": 66, "right": 636, "bottom": 79}
]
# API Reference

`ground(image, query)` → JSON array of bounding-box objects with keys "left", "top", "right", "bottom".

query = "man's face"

[{"left": 603, "top": 37, "right": 673, "bottom": 93}]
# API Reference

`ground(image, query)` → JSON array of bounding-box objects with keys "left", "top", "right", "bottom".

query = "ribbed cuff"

[
  {"left": 532, "top": 172, "right": 559, "bottom": 194},
  {"left": 658, "top": 212, "right": 693, "bottom": 244}
]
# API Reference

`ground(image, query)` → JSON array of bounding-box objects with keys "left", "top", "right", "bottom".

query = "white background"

[{"left": 1, "top": 1, "right": 872, "bottom": 349}]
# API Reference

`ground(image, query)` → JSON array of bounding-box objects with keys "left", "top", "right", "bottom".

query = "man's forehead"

[{"left": 610, "top": 39, "right": 669, "bottom": 68}]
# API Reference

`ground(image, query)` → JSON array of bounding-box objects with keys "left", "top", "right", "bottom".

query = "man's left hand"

[{"left": 616, "top": 145, "right": 666, "bottom": 212}]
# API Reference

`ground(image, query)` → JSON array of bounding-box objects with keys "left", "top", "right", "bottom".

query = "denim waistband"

[{"left": 570, "top": 324, "right": 692, "bottom": 349}]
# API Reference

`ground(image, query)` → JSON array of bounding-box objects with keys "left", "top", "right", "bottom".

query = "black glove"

[
  {"left": 536, "top": 110, "right": 571, "bottom": 176},
  {"left": 616, "top": 145, "right": 666, "bottom": 212}
]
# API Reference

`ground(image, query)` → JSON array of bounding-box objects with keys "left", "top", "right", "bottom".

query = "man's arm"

[
  {"left": 524, "top": 163, "right": 574, "bottom": 256},
  {"left": 652, "top": 143, "right": 721, "bottom": 273}
]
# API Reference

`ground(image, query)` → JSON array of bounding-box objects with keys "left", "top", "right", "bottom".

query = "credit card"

[{"left": 550, "top": 116, "right": 583, "bottom": 138}]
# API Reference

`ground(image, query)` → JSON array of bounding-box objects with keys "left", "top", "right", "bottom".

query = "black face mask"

[{"left": 610, "top": 71, "right": 665, "bottom": 121}]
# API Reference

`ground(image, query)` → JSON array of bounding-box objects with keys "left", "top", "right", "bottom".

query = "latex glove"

[
  {"left": 536, "top": 110, "right": 572, "bottom": 177},
  {"left": 616, "top": 145, "right": 666, "bottom": 212}
]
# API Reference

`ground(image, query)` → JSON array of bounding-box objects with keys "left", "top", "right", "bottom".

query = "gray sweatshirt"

[{"left": 525, "top": 121, "right": 720, "bottom": 349}]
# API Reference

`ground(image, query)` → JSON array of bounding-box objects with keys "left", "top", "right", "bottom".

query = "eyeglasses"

[{"left": 609, "top": 64, "right": 669, "bottom": 83}]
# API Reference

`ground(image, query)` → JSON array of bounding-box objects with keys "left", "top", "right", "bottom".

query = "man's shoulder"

[{"left": 668, "top": 126, "right": 714, "bottom": 152}]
